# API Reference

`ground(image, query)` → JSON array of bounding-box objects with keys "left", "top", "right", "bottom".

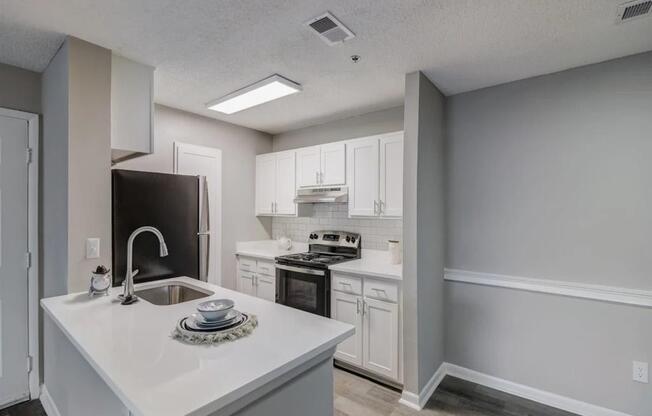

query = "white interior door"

[
  {"left": 347, "top": 138, "right": 379, "bottom": 217},
  {"left": 174, "top": 142, "right": 222, "bottom": 286},
  {"left": 320, "top": 142, "right": 346, "bottom": 185},
  {"left": 379, "top": 133, "right": 403, "bottom": 217},
  {"left": 255, "top": 154, "right": 276, "bottom": 215},
  {"left": 296, "top": 146, "right": 321, "bottom": 187},
  {"left": 0, "top": 115, "right": 30, "bottom": 408}
]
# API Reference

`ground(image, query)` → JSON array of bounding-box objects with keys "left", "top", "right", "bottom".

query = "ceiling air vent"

[
  {"left": 616, "top": 0, "right": 652, "bottom": 23},
  {"left": 306, "top": 12, "right": 355, "bottom": 45}
]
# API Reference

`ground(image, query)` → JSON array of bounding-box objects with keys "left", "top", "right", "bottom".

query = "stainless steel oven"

[
  {"left": 275, "top": 231, "right": 361, "bottom": 318},
  {"left": 275, "top": 264, "right": 331, "bottom": 317}
]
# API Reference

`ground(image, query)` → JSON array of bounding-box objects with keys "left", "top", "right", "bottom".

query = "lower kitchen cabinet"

[
  {"left": 331, "top": 273, "right": 401, "bottom": 382},
  {"left": 236, "top": 256, "right": 276, "bottom": 301},
  {"left": 362, "top": 297, "right": 399, "bottom": 380},
  {"left": 331, "top": 291, "right": 363, "bottom": 366}
]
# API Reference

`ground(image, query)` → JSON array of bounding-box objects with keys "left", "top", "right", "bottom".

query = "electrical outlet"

[
  {"left": 86, "top": 238, "right": 100, "bottom": 259},
  {"left": 633, "top": 361, "right": 648, "bottom": 383}
]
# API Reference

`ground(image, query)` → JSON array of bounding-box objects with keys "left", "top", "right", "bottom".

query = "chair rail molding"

[{"left": 444, "top": 268, "right": 652, "bottom": 308}]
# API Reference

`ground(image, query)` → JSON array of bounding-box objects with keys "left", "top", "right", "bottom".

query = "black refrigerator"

[{"left": 112, "top": 169, "right": 210, "bottom": 287}]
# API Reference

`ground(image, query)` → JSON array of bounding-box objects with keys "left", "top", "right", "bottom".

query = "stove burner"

[{"left": 278, "top": 252, "right": 349, "bottom": 265}]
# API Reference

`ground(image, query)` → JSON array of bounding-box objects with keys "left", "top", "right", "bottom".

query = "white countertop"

[
  {"left": 235, "top": 240, "right": 308, "bottom": 260},
  {"left": 41, "top": 277, "right": 353, "bottom": 416},
  {"left": 329, "top": 249, "right": 403, "bottom": 280}
]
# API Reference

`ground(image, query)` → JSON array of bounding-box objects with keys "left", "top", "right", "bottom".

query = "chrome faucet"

[{"left": 119, "top": 226, "right": 169, "bottom": 305}]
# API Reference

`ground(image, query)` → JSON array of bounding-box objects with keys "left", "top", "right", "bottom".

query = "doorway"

[
  {"left": 174, "top": 142, "right": 222, "bottom": 286},
  {"left": 0, "top": 108, "right": 39, "bottom": 409}
]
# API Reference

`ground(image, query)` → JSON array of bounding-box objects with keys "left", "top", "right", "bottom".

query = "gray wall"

[
  {"left": 445, "top": 51, "right": 652, "bottom": 415},
  {"left": 403, "top": 72, "right": 446, "bottom": 395},
  {"left": 272, "top": 106, "right": 403, "bottom": 152},
  {"left": 67, "top": 37, "right": 113, "bottom": 293},
  {"left": 41, "top": 41, "right": 69, "bottom": 299},
  {"left": 117, "top": 105, "right": 272, "bottom": 290},
  {"left": 0, "top": 62, "right": 41, "bottom": 114}
]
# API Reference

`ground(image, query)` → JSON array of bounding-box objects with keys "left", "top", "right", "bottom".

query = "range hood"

[{"left": 294, "top": 187, "right": 348, "bottom": 204}]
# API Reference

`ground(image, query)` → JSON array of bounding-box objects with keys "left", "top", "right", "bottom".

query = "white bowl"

[{"left": 197, "top": 299, "right": 234, "bottom": 321}]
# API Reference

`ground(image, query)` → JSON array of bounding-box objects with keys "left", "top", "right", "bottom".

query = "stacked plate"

[{"left": 183, "top": 299, "right": 245, "bottom": 332}]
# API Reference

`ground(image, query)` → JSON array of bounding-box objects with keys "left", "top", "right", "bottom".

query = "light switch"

[{"left": 86, "top": 238, "right": 100, "bottom": 259}]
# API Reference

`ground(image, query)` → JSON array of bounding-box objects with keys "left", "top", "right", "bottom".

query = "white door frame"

[
  {"left": 173, "top": 141, "right": 223, "bottom": 286},
  {"left": 0, "top": 107, "right": 40, "bottom": 400}
]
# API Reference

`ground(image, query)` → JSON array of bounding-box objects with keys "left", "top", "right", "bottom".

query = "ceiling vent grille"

[
  {"left": 306, "top": 12, "right": 355, "bottom": 45},
  {"left": 616, "top": 0, "right": 652, "bottom": 23}
]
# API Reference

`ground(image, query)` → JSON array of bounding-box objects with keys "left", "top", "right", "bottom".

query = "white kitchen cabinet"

[
  {"left": 362, "top": 297, "right": 399, "bottom": 380},
  {"left": 255, "top": 154, "right": 276, "bottom": 215},
  {"left": 331, "top": 291, "right": 363, "bottom": 366},
  {"left": 320, "top": 142, "right": 346, "bottom": 185},
  {"left": 347, "top": 132, "right": 403, "bottom": 218},
  {"left": 331, "top": 272, "right": 401, "bottom": 382},
  {"left": 297, "top": 144, "right": 346, "bottom": 187},
  {"left": 237, "top": 270, "right": 257, "bottom": 296},
  {"left": 255, "top": 151, "right": 296, "bottom": 216},
  {"left": 255, "top": 274, "right": 276, "bottom": 302},
  {"left": 110, "top": 54, "right": 154, "bottom": 163},
  {"left": 347, "top": 137, "right": 379, "bottom": 216},
  {"left": 237, "top": 256, "right": 277, "bottom": 301},
  {"left": 379, "top": 133, "right": 403, "bottom": 217},
  {"left": 296, "top": 146, "right": 321, "bottom": 187}
]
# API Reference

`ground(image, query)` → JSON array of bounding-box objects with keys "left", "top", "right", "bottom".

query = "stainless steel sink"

[{"left": 135, "top": 283, "right": 213, "bottom": 305}]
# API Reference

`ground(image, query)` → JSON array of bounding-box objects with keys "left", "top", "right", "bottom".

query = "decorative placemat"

[{"left": 172, "top": 313, "right": 258, "bottom": 345}]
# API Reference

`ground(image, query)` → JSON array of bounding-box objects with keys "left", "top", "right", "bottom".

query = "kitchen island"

[{"left": 40, "top": 277, "right": 354, "bottom": 416}]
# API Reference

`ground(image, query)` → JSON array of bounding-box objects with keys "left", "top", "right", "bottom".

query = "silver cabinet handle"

[
  {"left": 379, "top": 200, "right": 384, "bottom": 215},
  {"left": 374, "top": 200, "right": 379, "bottom": 215},
  {"left": 364, "top": 300, "right": 369, "bottom": 315},
  {"left": 356, "top": 297, "right": 361, "bottom": 314}
]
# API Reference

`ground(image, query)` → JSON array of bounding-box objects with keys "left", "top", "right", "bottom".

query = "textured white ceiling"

[{"left": 1, "top": 0, "right": 651, "bottom": 134}]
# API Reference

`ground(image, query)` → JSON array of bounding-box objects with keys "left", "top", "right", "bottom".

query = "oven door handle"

[{"left": 275, "top": 264, "right": 326, "bottom": 276}]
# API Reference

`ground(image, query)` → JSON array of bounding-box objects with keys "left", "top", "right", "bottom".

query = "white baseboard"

[
  {"left": 398, "top": 362, "right": 447, "bottom": 410},
  {"left": 39, "top": 385, "right": 61, "bottom": 416},
  {"left": 445, "top": 364, "right": 633, "bottom": 416}
]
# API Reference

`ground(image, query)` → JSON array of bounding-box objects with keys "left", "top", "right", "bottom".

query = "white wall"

[
  {"left": 402, "top": 71, "right": 446, "bottom": 395},
  {"left": 116, "top": 105, "right": 272, "bottom": 290},
  {"left": 445, "top": 51, "right": 652, "bottom": 415},
  {"left": 272, "top": 106, "right": 403, "bottom": 152}
]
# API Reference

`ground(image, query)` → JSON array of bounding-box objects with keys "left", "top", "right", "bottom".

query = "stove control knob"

[
  {"left": 351, "top": 237, "right": 356, "bottom": 244},
  {"left": 345, "top": 236, "right": 351, "bottom": 243}
]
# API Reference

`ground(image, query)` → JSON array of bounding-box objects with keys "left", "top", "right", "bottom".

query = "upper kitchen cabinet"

[
  {"left": 255, "top": 151, "right": 297, "bottom": 216},
  {"left": 110, "top": 54, "right": 154, "bottom": 163},
  {"left": 296, "top": 143, "right": 346, "bottom": 187},
  {"left": 347, "top": 132, "right": 403, "bottom": 218}
]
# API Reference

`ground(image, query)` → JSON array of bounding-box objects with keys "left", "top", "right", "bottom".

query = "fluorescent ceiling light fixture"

[{"left": 207, "top": 74, "right": 302, "bottom": 114}]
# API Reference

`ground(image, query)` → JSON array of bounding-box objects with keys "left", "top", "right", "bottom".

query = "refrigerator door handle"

[{"left": 198, "top": 176, "right": 211, "bottom": 282}]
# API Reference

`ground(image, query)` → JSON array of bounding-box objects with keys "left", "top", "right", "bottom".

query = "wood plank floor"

[
  {"left": 0, "top": 400, "right": 45, "bottom": 416},
  {"left": 2, "top": 369, "right": 579, "bottom": 416},
  {"left": 334, "top": 368, "right": 580, "bottom": 416}
]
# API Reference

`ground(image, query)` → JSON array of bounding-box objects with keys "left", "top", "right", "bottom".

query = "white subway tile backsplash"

[{"left": 272, "top": 203, "right": 402, "bottom": 250}]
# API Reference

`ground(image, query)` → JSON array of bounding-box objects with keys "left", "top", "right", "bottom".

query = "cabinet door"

[
  {"left": 320, "top": 142, "right": 346, "bottom": 186},
  {"left": 347, "top": 138, "right": 379, "bottom": 217},
  {"left": 296, "top": 146, "right": 321, "bottom": 187},
  {"left": 256, "top": 274, "right": 276, "bottom": 302},
  {"left": 363, "top": 297, "right": 399, "bottom": 380},
  {"left": 255, "top": 154, "right": 276, "bottom": 215},
  {"left": 275, "top": 151, "right": 296, "bottom": 215},
  {"left": 331, "top": 291, "right": 363, "bottom": 366},
  {"left": 237, "top": 270, "right": 256, "bottom": 296},
  {"left": 111, "top": 54, "right": 154, "bottom": 157},
  {"left": 379, "top": 133, "right": 403, "bottom": 217}
]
